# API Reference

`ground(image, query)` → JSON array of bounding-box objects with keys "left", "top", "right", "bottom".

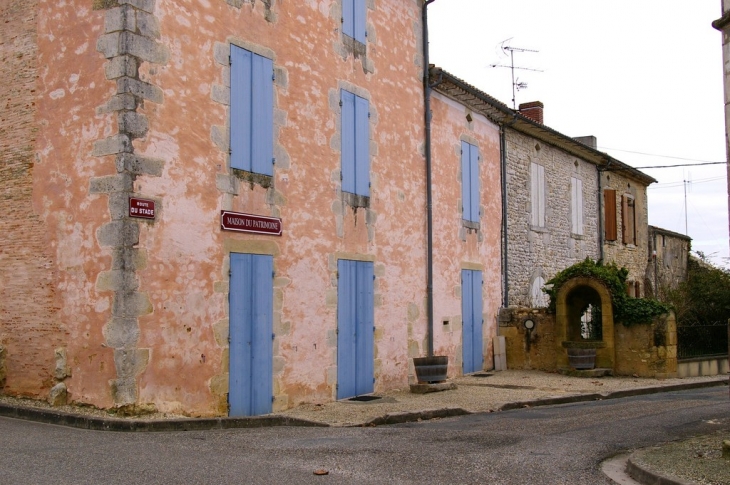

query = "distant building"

[{"left": 645, "top": 226, "right": 691, "bottom": 300}]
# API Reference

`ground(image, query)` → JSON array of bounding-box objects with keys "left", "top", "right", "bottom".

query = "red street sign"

[
  {"left": 129, "top": 198, "right": 155, "bottom": 220},
  {"left": 221, "top": 211, "right": 282, "bottom": 236}
]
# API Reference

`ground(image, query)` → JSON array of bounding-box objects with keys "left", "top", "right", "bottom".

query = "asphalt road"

[{"left": 1, "top": 387, "right": 728, "bottom": 484}]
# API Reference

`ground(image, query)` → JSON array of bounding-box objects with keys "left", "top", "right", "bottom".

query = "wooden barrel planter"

[
  {"left": 562, "top": 341, "right": 606, "bottom": 370},
  {"left": 413, "top": 356, "right": 448, "bottom": 383}
]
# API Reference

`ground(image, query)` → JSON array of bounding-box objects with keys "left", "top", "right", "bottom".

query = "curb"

[
  {"left": 1, "top": 377, "right": 725, "bottom": 431},
  {"left": 0, "top": 403, "right": 328, "bottom": 431},
  {"left": 499, "top": 377, "right": 727, "bottom": 412},
  {"left": 358, "top": 407, "right": 472, "bottom": 427},
  {"left": 626, "top": 454, "right": 693, "bottom": 485}
]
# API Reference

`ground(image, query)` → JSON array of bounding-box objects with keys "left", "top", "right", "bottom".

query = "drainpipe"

[
  {"left": 598, "top": 158, "right": 612, "bottom": 262},
  {"left": 500, "top": 125, "right": 509, "bottom": 308},
  {"left": 423, "top": 0, "right": 437, "bottom": 357},
  {"left": 598, "top": 168, "right": 604, "bottom": 262}
]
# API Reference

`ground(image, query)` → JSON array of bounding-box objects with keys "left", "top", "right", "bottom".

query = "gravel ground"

[
  {"left": 631, "top": 431, "right": 730, "bottom": 485},
  {"left": 278, "top": 370, "right": 727, "bottom": 427}
]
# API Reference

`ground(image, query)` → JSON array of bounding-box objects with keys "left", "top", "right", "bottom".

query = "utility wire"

[{"left": 598, "top": 146, "right": 725, "bottom": 165}]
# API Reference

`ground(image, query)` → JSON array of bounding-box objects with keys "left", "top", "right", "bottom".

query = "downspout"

[
  {"left": 500, "top": 115, "right": 517, "bottom": 309},
  {"left": 500, "top": 125, "right": 509, "bottom": 308},
  {"left": 423, "top": 0, "right": 437, "bottom": 357},
  {"left": 598, "top": 158, "right": 612, "bottom": 262}
]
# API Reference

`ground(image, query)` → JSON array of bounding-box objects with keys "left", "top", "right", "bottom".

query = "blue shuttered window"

[
  {"left": 230, "top": 45, "right": 274, "bottom": 176},
  {"left": 462, "top": 269, "right": 484, "bottom": 374},
  {"left": 337, "top": 260, "right": 374, "bottom": 399},
  {"left": 461, "top": 141, "right": 480, "bottom": 223},
  {"left": 341, "top": 90, "right": 370, "bottom": 197},
  {"left": 229, "top": 253, "right": 274, "bottom": 417},
  {"left": 342, "top": 0, "right": 366, "bottom": 43}
]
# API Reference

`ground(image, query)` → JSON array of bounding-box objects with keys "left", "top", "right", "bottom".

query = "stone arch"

[{"left": 555, "top": 277, "right": 615, "bottom": 370}]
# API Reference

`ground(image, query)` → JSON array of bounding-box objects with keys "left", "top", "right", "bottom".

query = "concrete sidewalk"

[{"left": 0, "top": 371, "right": 725, "bottom": 429}]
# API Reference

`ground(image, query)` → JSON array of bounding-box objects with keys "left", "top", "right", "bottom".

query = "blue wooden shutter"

[
  {"left": 355, "top": 261, "right": 374, "bottom": 395},
  {"left": 342, "top": 0, "right": 354, "bottom": 39},
  {"left": 461, "top": 270, "right": 474, "bottom": 373},
  {"left": 341, "top": 90, "right": 356, "bottom": 194},
  {"left": 461, "top": 141, "right": 472, "bottom": 221},
  {"left": 229, "top": 253, "right": 251, "bottom": 416},
  {"left": 230, "top": 47, "right": 273, "bottom": 176},
  {"left": 353, "top": 0, "right": 366, "bottom": 43},
  {"left": 251, "top": 54, "right": 274, "bottom": 176},
  {"left": 469, "top": 144, "right": 479, "bottom": 222},
  {"left": 337, "top": 259, "right": 357, "bottom": 399},
  {"left": 354, "top": 95, "right": 370, "bottom": 197},
  {"left": 230, "top": 46, "right": 252, "bottom": 172},
  {"left": 250, "top": 254, "right": 274, "bottom": 415},
  {"left": 229, "top": 253, "right": 273, "bottom": 417},
  {"left": 471, "top": 270, "right": 484, "bottom": 373}
]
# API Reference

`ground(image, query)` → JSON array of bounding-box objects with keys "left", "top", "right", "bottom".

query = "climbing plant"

[{"left": 544, "top": 258, "right": 670, "bottom": 326}]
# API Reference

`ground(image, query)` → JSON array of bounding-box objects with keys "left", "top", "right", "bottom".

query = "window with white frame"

[
  {"left": 571, "top": 177, "right": 583, "bottom": 235},
  {"left": 530, "top": 162, "right": 545, "bottom": 227}
]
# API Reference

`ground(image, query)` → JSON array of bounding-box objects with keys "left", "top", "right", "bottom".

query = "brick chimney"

[{"left": 519, "top": 101, "right": 544, "bottom": 124}]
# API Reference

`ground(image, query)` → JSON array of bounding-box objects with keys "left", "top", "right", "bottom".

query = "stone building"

[
  {"left": 645, "top": 226, "right": 691, "bottom": 299},
  {"left": 0, "top": 0, "right": 508, "bottom": 416}
]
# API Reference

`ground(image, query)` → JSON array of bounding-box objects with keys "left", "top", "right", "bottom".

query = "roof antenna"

[{"left": 490, "top": 40, "right": 543, "bottom": 109}]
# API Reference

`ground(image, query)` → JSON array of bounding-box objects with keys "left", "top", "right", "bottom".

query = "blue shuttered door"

[
  {"left": 230, "top": 45, "right": 274, "bottom": 176},
  {"left": 341, "top": 90, "right": 370, "bottom": 197},
  {"left": 229, "top": 253, "right": 274, "bottom": 416},
  {"left": 337, "top": 260, "right": 374, "bottom": 399},
  {"left": 461, "top": 141, "right": 479, "bottom": 222},
  {"left": 462, "top": 270, "right": 484, "bottom": 374}
]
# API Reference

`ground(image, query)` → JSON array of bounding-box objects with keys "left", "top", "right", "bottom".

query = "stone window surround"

[
  {"left": 330, "top": 81, "right": 378, "bottom": 211},
  {"left": 211, "top": 38, "right": 290, "bottom": 206}
]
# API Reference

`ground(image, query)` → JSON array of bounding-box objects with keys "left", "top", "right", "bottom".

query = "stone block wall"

[
  {"left": 499, "top": 308, "right": 557, "bottom": 372},
  {"left": 500, "top": 306, "right": 677, "bottom": 378},
  {"left": 645, "top": 226, "right": 690, "bottom": 299},
  {"left": 614, "top": 313, "right": 677, "bottom": 378},
  {"left": 505, "top": 129, "right": 600, "bottom": 307}
]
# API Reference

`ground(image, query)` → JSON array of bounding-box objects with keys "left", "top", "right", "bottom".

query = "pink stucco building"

[{"left": 0, "top": 0, "right": 503, "bottom": 416}]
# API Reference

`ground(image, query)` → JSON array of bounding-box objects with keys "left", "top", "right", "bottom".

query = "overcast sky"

[{"left": 429, "top": 0, "right": 729, "bottom": 268}]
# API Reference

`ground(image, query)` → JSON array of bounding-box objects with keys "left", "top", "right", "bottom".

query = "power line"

[
  {"left": 598, "top": 146, "right": 724, "bottom": 164},
  {"left": 648, "top": 176, "right": 725, "bottom": 189},
  {"left": 632, "top": 161, "right": 726, "bottom": 169}
]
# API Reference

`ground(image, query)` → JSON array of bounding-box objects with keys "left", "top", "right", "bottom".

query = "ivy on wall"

[{"left": 544, "top": 258, "right": 670, "bottom": 326}]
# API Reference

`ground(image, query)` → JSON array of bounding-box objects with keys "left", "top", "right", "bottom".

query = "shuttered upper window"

[
  {"left": 343, "top": 0, "right": 366, "bottom": 43},
  {"left": 604, "top": 189, "right": 617, "bottom": 241},
  {"left": 530, "top": 162, "right": 546, "bottom": 227},
  {"left": 341, "top": 89, "right": 370, "bottom": 197},
  {"left": 461, "top": 141, "right": 480, "bottom": 223},
  {"left": 571, "top": 177, "right": 583, "bottom": 235},
  {"left": 230, "top": 45, "right": 274, "bottom": 176},
  {"left": 622, "top": 195, "right": 637, "bottom": 245}
]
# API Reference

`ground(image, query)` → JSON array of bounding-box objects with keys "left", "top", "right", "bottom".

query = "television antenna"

[{"left": 490, "top": 40, "right": 543, "bottom": 109}]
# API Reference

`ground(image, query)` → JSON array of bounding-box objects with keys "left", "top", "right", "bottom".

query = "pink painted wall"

[{"left": 429, "top": 91, "right": 502, "bottom": 374}]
